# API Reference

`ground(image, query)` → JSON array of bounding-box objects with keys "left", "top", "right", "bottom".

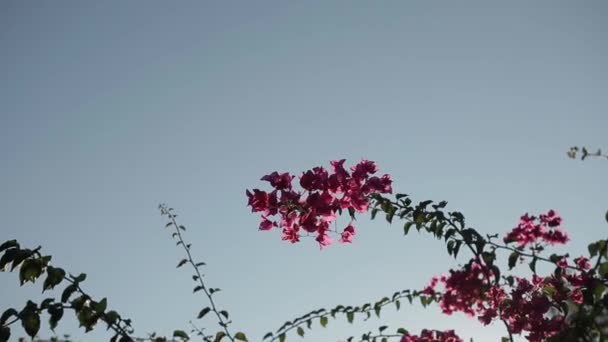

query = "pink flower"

[
  {"left": 261, "top": 172, "right": 294, "bottom": 190},
  {"left": 574, "top": 256, "right": 591, "bottom": 270},
  {"left": 259, "top": 216, "right": 275, "bottom": 231},
  {"left": 339, "top": 224, "right": 356, "bottom": 243}
]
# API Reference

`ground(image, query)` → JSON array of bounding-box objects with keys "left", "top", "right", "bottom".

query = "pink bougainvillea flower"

[
  {"left": 339, "top": 223, "right": 356, "bottom": 243},
  {"left": 261, "top": 171, "right": 294, "bottom": 190}
]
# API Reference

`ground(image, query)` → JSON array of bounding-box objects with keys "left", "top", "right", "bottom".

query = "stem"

[{"left": 160, "top": 205, "right": 235, "bottom": 342}]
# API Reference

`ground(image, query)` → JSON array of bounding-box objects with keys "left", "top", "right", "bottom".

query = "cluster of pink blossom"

[
  {"left": 503, "top": 210, "right": 568, "bottom": 248},
  {"left": 422, "top": 211, "right": 594, "bottom": 341},
  {"left": 400, "top": 329, "right": 462, "bottom": 342},
  {"left": 246, "top": 159, "right": 392, "bottom": 248}
]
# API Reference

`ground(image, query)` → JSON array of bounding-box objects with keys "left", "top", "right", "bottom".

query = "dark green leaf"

[
  {"left": 21, "top": 310, "right": 41, "bottom": 338},
  {"left": 48, "top": 306, "right": 63, "bottom": 331},
  {"left": 263, "top": 332, "right": 273, "bottom": 340},
  {"left": 235, "top": 332, "right": 248, "bottom": 341},
  {"left": 43, "top": 266, "right": 66, "bottom": 292},
  {"left": 296, "top": 327, "right": 304, "bottom": 337},
  {"left": 19, "top": 259, "right": 42, "bottom": 285},
  {"left": 219, "top": 310, "right": 229, "bottom": 320},
  {"left": 0, "top": 309, "right": 18, "bottom": 325},
  {"left": 193, "top": 285, "right": 204, "bottom": 293},
  {"left": 177, "top": 259, "right": 188, "bottom": 268},
  {"left": 346, "top": 311, "right": 354, "bottom": 323},
  {"left": 197, "top": 307, "right": 211, "bottom": 319},
  {"left": 0, "top": 240, "right": 18, "bottom": 253},
  {"left": 508, "top": 252, "right": 520, "bottom": 270},
  {"left": 0, "top": 326, "right": 9, "bottom": 342},
  {"left": 61, "top": 284, "right": 78, "bottom": 303},
  {"left": 173, "top": 330, "right": 189, "bottom": 341},
  {"left": 72, "top": 273, "right": 87, "bottom": 283}
]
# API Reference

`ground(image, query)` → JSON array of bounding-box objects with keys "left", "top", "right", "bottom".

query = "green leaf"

[
  {"left": 346, "top": 311, "right": 354, "bottom": 323},
  {"left": 193, "top": 285, "right": 204, "bottom": 293},
  {"left": 599, "top": 261, "right": 608, "bottom": 277},
  {"left": 605, "top": 210, "right": 608, "bottom": 224},
  {"left": 403, "top": 222, "right": 414, "bottom": 236},
  {"left": 0, "top": 248, "right": 17, "bottom": 270},
  {"left": 43, "top": 266, "right": 66, "bottom": 292},
  {"left": 177, "top": 259, "right": 188, "bottom": 268},
  {"left": 296, "top": 327, "right": 304, "bottom": 337},
  {"left": 19, "top": 259, "right": 42, "bottom": 285},
  {"left": 278, "top": 333, "right": 286, "bottom": 342},
  {"left": 508, "top": 252, "right": 520, "bottom": 270},
  {"left": 47, "top": 306, "right": 63, "bottom": 331},
  {"left": 173, "top": 330, "right": 189, "bottom": 341},
  {"left": 0, "top": 309, "right": 18, "bottom": 325},
  {"left": 0, "top": 326, "right": 10, "bottom": 342},
  {"left": 61, "top": 284, "right": 78, "bottom": 303},
  {"left": 529, "top": 257, "right": 538, "bottom": 273},
  {"left": 263, "top": 332, "right": 273, "bottom": 340},
  {"left": 219, "top": 310, "right": 229, "bottom": 320},
  {"left": 72, "top": 273, "right": 87, "bottom": 283},
  {"left": 0, "top": 240, "right": 18, "bottom": 253},
  {"left": 320, "top": 316, "right": 328, "bottom": 328},
  {"left": 105, "top": 310, "right": 120, "bottom": 325},
  {"left": 396, "top": 328, "right": 408, "bottom": 335},
  {"left": 197, "top": 307, "right": 211, "bottom": 319},
  {"left": 235, "top": 332, "right": 248, "bottom": 341},
  {"left": 214, "top": 331, "right": 226, "bottom": 342},
  {"left": 21, "top": 310, "right": 41, "bottom": 338}
]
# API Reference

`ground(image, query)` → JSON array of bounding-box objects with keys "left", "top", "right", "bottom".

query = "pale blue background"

[{"left": 1, "top": 1, "right": 606, "bottom": 341}]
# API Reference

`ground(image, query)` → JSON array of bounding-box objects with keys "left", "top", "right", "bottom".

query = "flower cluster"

[
  {"left": 503, "top": 210, "right": 568, "bottom": 248},
  {"left": 423, "top": 212, "right": 594, "bottom": 341},
  {"left": 246, "top": 159, "right": 392, "bottom": 248},
  {"left": 400, "top": 329, "right": 462, "bottom": 342}
]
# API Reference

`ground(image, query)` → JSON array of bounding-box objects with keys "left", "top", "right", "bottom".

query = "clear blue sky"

[{"left": 1, "top": 1, "right": 606, "bottom": 341}]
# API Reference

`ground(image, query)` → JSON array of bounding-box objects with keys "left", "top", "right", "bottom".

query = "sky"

[{"left": 0, "top": 1, "right": 607, "bottom": 341}]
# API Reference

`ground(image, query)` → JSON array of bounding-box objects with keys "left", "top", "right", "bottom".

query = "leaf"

[
  {"left": 346, "top": 311, "right": 354, "bottom": 323},
  {"left": 263, "top": 332, "right": 273, "bottom": 340},
  {"left": 0, "top": 326, "right": 9, "bottom": 342},
  {"left": 48, "top": 306, "right": 63, "bottom": 331},
  {"left": 193, "top": 285, "right": 204, "bottom": 293},
  {"left": 0, "top": 240, "right": 18, "bottom": 253},
  {"left": 403, "top": 222, "right": 414, "bottom": 236},
  {"left": 235, "top": 332, "right": 248, "bottom": 341},
  {"left": 19, "top": 259, "right": 42, "bottom": 285},
  {"left": 0, "top": 309, "right": 18, "bottom": 325},
  {"left": 21, "top": 310, "right": 41, "bottom": 338},
  {"left": 197, "top": 307, "right": 211, "bottom": 319},
  {"left": 279, "top": 333, "right": 286, "bottom": 342},
  {"left": 219, "top": 310, "right": 229, "bottom": 320},
  {"left": 508, "top": 252, "right": 520, "bottom": 270},
  {"left": 320, "top": 316, "right": 328, "bottom": 328},
  {"left": 43, "top": 266, "right": 66, "bottom": 292},
  {"left": 214, "top": 331, "right": 226, "bottom": 342},
  {"left": 177, "top": 259, "right": 188, "bottom": 268},
  {"left": 72, "top": 273, "right": 87, "bottom": 283},
  {"left": 296, "top": 327, "right": 304, "bottom": 337},
  {"left": 61, "top": 284, "right": 78, "bottom": 303},
  {"left": 529, "top": 257, "right": 538, "bottom": 273},
  {"left": 173, "top": 330, "right": 189, "bottom": 341},
  {"left": 196, "top": 262, "right": 206, "bottom": 267},
  {"left": 599, "top": 262, "right": 608, "bottom": 278}
]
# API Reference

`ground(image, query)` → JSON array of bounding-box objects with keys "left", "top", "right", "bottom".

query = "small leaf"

[
  {"left": 61, "top": 284, "right": 78, "bottom": 303},
  {"left": 173, "top": 330, "right": 189, "bottom": 341},
  {"left": 320, "top": 316, "right": 328, "bottom": 328},
  {"left": 508, "top": 252, "right": 520, "bottom": 270},
  {"left": 72, "top": 273, "right": 87, "bottom": 283},
  {"left": 296, "top": 327, "right": 304, "bottom": 337},
  {"left": 263, "top": 332, "right": 273, "bottom": 340},
  {"left": 219, "top": 310, "right": 229, "bottom": 320},
  {"left": 177, "top": 259, "right": 188, "bottom": 268},
  {"left": 0, "top": 309, "right": 18, "bottom": 325},
  {"left": 346, "top": 311, "right": 354, "bottom": 323},
  {"left": 43, "top": 266, "right": 66, "bottom": 292},
  {"left": 196, "top": 262, "right": 206, "bottom": 267},
  {"left": 278, "top": 333, "right": 286, "bottom": 342},
  {"left": 197, "top": 307, "right": 211, "bottom": 319},
  {"left": 214, "top": 331, "right": 226, "bottom": 342},
  {"left": 47, "top": 306, "right": 63, "bottom": 331},
  {"left": 0, "top": 240, "right": 18, "bottom": 253},
  {"left": 193, "top": 285, "right": 204, "bottom": 293},
  {"left": 235, "top": 332, "right": 248, "bottom": 341}
]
